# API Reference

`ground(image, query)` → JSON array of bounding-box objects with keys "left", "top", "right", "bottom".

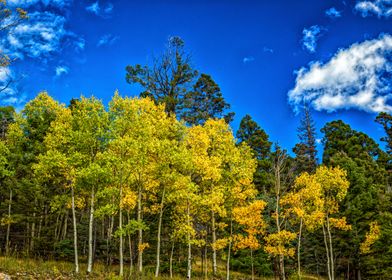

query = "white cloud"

[
  {"left": 0, "top": 67, "right": 13, "bottom": 87},
  {"left": 325, "top": 7, "right": 342, "bottom": 18},
  {"left": 288, "top": 34, "right": 392, "bottom": 114},
  {"left": 8, "top": 0, "right": 72, "bottom": 8},
  {"left": 355, "top": 0, "right": 392, "bottom": 18},
  {"left": 74, "top": 38, "right": 85, "bottom": 51},
  {"left": 302, "top": 25, "right": 325, "bottom": 53},
  {"left": 104, "top": 3, "right": 113, "bottom": 14},
  {"left": 86, "top": 2, "right": 100, "bottom": 14},
  {"left": 263, "top": 47, "right": 274, "bottom": 53},
  {"left": 86, "top": 1, "right": 114, "bottom": 17},
  {"left": 0, "top": 11, "right": 71, "bottom": 59},
  {"left": 97, "top": 34, "right": 119, "bottom": 47},
  {"left": 55, "top": 65, "right": 69, "bottom": 77},
  {"left": 243, "top": 56, "right": 255, "bottom": 63},
  {"left": 0, "top": 67, "right": 26, "bottom": 106},
  {"left": 0, "top": 0, "right": 82, "bottom": 106}
]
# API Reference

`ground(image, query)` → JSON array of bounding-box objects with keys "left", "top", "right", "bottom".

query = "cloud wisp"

[
  {"left": 355, "top": 0, "right": 392, "bottom": 18},
  {"left": 288, "top": 34, "right": 392, "bottom": 114},
  {"left": 1, "top": 12, "right": 68, "bottom": 59},
  {"left": 243, "top": 56, "right": 255, "bottom": 63},
  {"left": 325, "top": 7, "right": 342, "bottom": 18},
  {"left": 302, "top": 25, "right": 326, "bottom": 53},
  {"left": 86, "top": 1, "right": 114, "bottom": 18},
  {"left": 55, "top": 65, "right": 69, "bottom": 77},
  {"left": 8, "top": 0, "right": 72, "bottom": 8},
  {"left": 0, "top": 0, "right": 84, "bottom": 106},
  {"left": 97, "top": 34, "right": 119, "bottom": 47},
  {"left": 0, "top": 67, "right": 26, "bottom": 106}
]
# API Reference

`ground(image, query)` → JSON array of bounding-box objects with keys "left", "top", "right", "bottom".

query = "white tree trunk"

[
  {"left": 169, "top": 241, "right": 174, "bottom": 278},
  {"left": 87, "top": 188, "right": 95, "bottom": 274},
  {"left": 212, "top": 211, "right": 217, "bottom": 275},
  {"left": 322, "top": 223, "right": 332, "bottom": 280},
  {"left": 298, "top": 218, "right": 303, "bottom": 279},
  {"left": 71, "top": 186, "right": 79, "bottom": 273},
  {"left": 119, "top": 184, "right": 124, "bottom": 277},
  {"left": 326, "top": 216, "right": 335, "bottom": 280},
  {"left": 137, "top": 183, "right": 143, "bottom": 273},
  {"left": 5, "top": 188, "right": 12, "bottom": 256},
  {"left": 226, "top": 218, "right": 232, "bottom": 280},
  {"left": 155, "top": 187, "right": 165, "bottom": 277},
  {"left": 187, "top": 201, "right": 192, "bottom": 279}
]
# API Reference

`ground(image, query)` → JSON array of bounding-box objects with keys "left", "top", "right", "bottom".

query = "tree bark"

[
  {"left": 62, "top": 209, "right": 68, "bottom": 240},
  {"left": 298, "top": 218, "right": 303, "bottom": 279},
  {"left": 54, "top": 213, "right": 60, "bottom": 243},
  {"left": 107, "top": 215, "right": 114, "bottom": 265},
  {"left": 5, "top": 188, "right": 12, "bottom": 256},
  {"left": 169, "top": 240, "right": 175, "bottom": 278},
  {"left": 226, "top": 218, "right": 233, "bottom": 280},
  {"left": 127, "top": 211, "right": 133, "bottom": 274},
  {"left": 204, "top": 243, "right": 208, "bottom": 279},
  {"left": 274, "top": 150, "right": 286, "bottom": 280},
  {"left": 87, "top": 188, "right": 95, "bottom": 274},
  {"left": 251, "top": 249, "right": 255, "bottom": 280},
  {"left": 71, "top": 186, "right": 79, "bottom": 273},
  {"left": 155, "top": 186, "right": 166, "bottom": 277},
  {"left": 187, "top": 200, "right": 192, "bottom": 279},
  {"left": 137, "top": 182, "right": 143, "bottom": 274},
  {"left": 119, "top": 184, "right": 124, "bottom": 277},
  {"left": 326, "top": 215, "right": 335, "bottom": 280},
  {"left": 31, "top": 211, "right": 36, "bottom": 252},
  {"left": 212, "top": 211, "right": 217, "bottom": 275},
  {"left": 322, "top": 223, "right": 332, "bottom": 280}
]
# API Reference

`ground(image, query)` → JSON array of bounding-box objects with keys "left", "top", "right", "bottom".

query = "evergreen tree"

[
  {"left": 236, "top": 114, "right": 272, "bottom": 193},
  {"left": 125, "top": 36, "right": 198, "bottom": 116},
  {"left": 180, "top": 73, "right": 234, "bottom": 125},
  {"left": 0, "top": 106, "right": 15, "bottom": 139},
  {"left": 375, "top": 112, "right": 392, "bottom": 156},
  {"left": 293, "top": 106, "right": 317, "bottom": 174},
  {"left": 321, "top": 120, "right": 392, "bottom": 279}
]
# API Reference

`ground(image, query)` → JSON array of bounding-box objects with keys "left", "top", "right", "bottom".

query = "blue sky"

[{"left": 1, "top": 0, "right": 392, "bottom": 155}]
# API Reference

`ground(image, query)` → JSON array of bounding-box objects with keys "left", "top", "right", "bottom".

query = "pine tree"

[
  {"left": 321, "top": 120, "right": 391, "bottom": 279},
  {"left": 180, "top": 73, "right": 234, "bottom": 125},
  {"left": 237, "top": 114, "right": 273, "bottom": 193},
  {"left": 125, "top": 36, "right": 198, "bottom": 116},
  {"left": 0, "top": 106, "right": 15, "bottom": 139},
  {"left": 293, "top": 106, "right": 317, "bottom": 174}
]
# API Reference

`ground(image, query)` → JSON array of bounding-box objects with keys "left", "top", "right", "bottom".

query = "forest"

[
  {"left": 0, "top": 37, "right": 392, "bottom": 280},
  {"left": 1, "top": 2, "right": 392, "bottom": 280}
]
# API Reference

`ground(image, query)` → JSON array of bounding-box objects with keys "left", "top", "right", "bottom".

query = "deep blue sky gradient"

[{"left": 8, "top": 0, "right": 392, "bottom": 156}]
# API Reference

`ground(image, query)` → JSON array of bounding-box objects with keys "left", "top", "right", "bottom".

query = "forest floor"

[{"left": 0, "top": 257, "right": 324, "bottom": 280}]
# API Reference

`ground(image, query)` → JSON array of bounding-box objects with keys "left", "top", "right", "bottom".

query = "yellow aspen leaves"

[
  {"left": 284, "top": 165, "right": 351, "bottom": 231},
  {"left": 329, "top": 217, "right": 351, "bottom": 231},
  {"left": 264, "top": 230, "right": 297, "bottom": 257},
  {"left": 360, "top": 221, "right": 381, "bottom": 254},
  {"left": 233, "top": 200, "right": 267, "bottom": 251},
  {"left": 212, "top": 238, "right": 229, "bottom": 251},
  {"left": 138, "top": 243, "right": 150, "bottom": 253},
  {"left": 121, "top": 188, "right": 137, "bottom": 210}
]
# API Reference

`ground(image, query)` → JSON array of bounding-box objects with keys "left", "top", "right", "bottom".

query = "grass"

[{"left": 0, "top": 256, "right": 325, "bottom": 280}]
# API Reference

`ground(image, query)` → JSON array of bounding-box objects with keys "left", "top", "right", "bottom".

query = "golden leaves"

[
  {"left": 329, "top": 217, "right": 351, "bottom": 231},
  {"left": 264, "top": 230, "right": 297, "bottom": 258},
  {"left": 138, "top": 243, "right": 150, "bottom": 253},
  {"left": 121, "top": 188, "right": 137, "bottom": 210},
  {"left": 212, "top": 238, "right": 229, "bottom": 251},
  {"left": 233, "top": 200, "right": 267, "bottom": 251},
  {"left": 283, "top": 165, "right": 351, "bottom": 231},
  {"left": 360, "top": 221, "right": 381, "bottom": 254}
]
